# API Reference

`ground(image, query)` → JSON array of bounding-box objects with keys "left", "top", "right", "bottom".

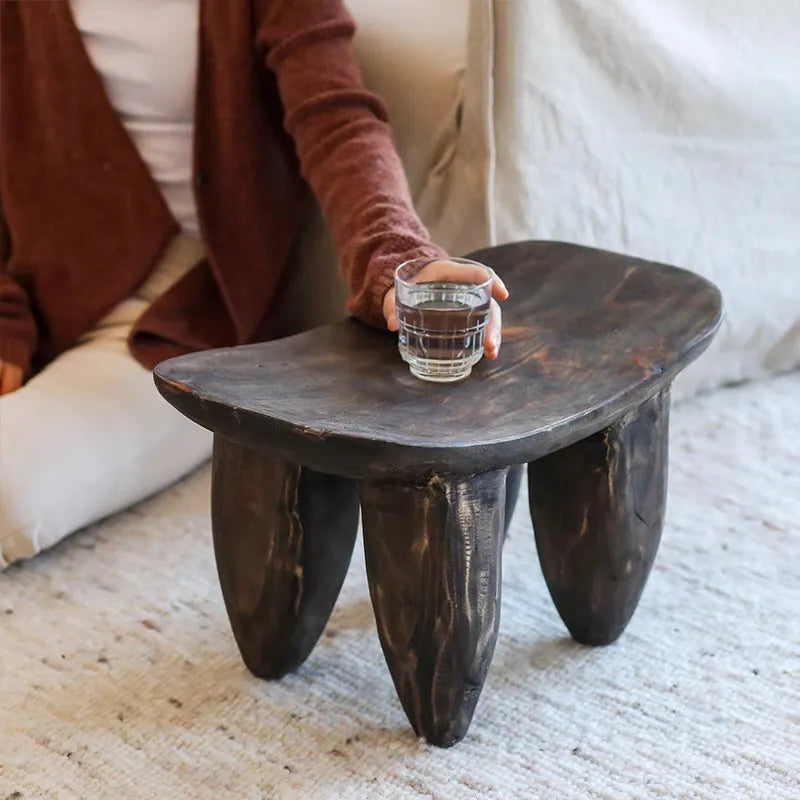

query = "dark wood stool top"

[
  {"left": 153, "top": 241, "right": 722, "bottom": 748},
  {"left": 155, "top": 241, "right": 722, "bottom": 479}
]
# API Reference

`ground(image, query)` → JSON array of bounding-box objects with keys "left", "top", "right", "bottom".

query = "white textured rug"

[{"left": 2, "top": 374, "right": 798, "bottom": 800}]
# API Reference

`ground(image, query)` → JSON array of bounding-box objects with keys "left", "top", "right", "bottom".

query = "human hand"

[
  {"left": 0, "top": 359, "right": 24, "bottom": 395},
  {"left": 382, "top": 260, "right": 509, "bottom": 360}
]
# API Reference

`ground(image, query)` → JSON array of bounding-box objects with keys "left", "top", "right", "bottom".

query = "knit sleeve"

[
  {"left": 0, "top": 187, "right": 37, "bottom": 374},
  {"left": 254, "top": 0, "right": 447, "bottom": 329}
]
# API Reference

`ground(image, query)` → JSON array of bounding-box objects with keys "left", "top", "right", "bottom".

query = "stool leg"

[
  {"left": 504, "top": 464, "right": 525, "bottom": 539},
  {"left": 359, "top": 468, "right": 506, "bottom": 747},
  {"left": 211, "top": 435, "right": 359, "bottom": 678},
  {"left": 528, "top": 389, "right": 669, "bottom": 645}
]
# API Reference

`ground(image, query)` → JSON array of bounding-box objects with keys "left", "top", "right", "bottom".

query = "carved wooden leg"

[
  {"left": 528, "top": 390, "right": 669, "bottom": 645},
  {"left": 504, "top": 464, "right": 525, "bottom": 538},
  {"left": 211, "top": 435, "right": 360, "bottom": 678},
  {"left": 359, "top": 468, "right": 506, "bottom": 747}
]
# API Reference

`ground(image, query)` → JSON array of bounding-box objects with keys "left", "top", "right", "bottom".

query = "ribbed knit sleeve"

[{"left": 255, "top": 0, "right": 447, "bottom": 328}]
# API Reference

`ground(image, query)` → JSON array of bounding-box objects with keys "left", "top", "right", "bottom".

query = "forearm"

[{"left": 256, "top": 0, "right": 446, "bottom": 327}]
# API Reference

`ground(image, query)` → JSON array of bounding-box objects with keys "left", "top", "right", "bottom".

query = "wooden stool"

[{"left": 154, "top": 241, "right": 722, "bottom": 747}]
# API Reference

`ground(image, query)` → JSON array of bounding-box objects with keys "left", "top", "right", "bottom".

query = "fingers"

[
  {"left": 492, "top": 273, "right": 509, "bottom": 300},
  {"left": 484, "top": 298, "right": 502, "bottom": 360},
  {"left": 415, "top": 260, "right": 509, "bottom": 300},
  {"left": 383, "top": 286, "right": 399, "bottom": 331},
  {"left": 0, "top": 360, "right": 24, "bottom": 395},
  {"left": 416, "top": 260, "right": 490, "bottom": 286}
]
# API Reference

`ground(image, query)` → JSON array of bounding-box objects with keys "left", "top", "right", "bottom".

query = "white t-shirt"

[{"left": 70, "top": 0, "right": 200, "bottom": 235}]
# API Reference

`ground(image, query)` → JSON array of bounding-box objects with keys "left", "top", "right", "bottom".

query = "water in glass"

[{"left": 396, "top": 281, "right": 490, "bottom": 382}]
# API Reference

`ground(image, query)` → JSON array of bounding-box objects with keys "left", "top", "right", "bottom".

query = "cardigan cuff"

[{"left": 346, "top": 243, "right": 449, "bottom": 329}]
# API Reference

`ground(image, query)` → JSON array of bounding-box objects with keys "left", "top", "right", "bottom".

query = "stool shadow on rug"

[
  {"left": 323, "top": 597, "right": 375, "bottom": 635},
  {"left": 491, "top": 634, "right": 592, "bottom": 679}
]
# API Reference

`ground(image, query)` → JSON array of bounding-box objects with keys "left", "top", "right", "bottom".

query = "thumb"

[{"left": 383, "top": 287, "right": 399, "bottom": 331}]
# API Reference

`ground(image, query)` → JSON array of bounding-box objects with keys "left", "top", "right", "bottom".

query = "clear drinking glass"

[{"left": 394, "top": 257, "right": 494, "bottom": 382}]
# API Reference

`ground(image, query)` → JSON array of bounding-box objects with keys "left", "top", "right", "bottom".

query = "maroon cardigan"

[{"left": 0, "top": 0, "right": 445, "bottom": 373}]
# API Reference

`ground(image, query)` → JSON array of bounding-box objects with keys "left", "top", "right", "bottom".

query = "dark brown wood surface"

[
  {"left": 359, "top": 468, "right": 507, "bottom": 747},
  {"left": 528, "top": 389, "right": 669, "bottom": 644},
  {"left": 153, "top": 240, "right": 723, "bottom": 748},
  {"left": 504, "top": 464, "right": 524, "bottom": 538},
  {"left": 211, "top": 436, "right": 360, "bottom": 678},
  {"left": 154, "top": 241, "right": 722, "bottom": 480}
]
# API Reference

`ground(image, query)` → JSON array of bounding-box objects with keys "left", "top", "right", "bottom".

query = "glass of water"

[{"left": 394, "top": 257, "right": 494, "bottom": 383}]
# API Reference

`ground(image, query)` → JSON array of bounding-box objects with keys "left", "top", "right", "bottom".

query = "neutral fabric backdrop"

[
  {"left": 1, "top": 371, "right": 797, "bottom": 799},
  {"left": 487, "top": 0, "right": 800, "bottom": 401}
]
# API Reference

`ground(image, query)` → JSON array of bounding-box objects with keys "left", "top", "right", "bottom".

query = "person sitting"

[{"left": 0, "top": 0, "right": 507, "bottom": 568}]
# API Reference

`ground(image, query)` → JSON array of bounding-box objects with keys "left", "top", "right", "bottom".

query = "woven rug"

[{"left": 2, "top": 373, "right": 798, "bottom": 800}]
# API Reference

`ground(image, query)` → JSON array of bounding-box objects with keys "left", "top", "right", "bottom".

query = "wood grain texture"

[
  {"left": 528, "top": 390, "right": 670, "bottom": 645},
  {"left": 154, "top": 241, "right": 722, "bottom": 480},
  {"left": 211, "top": 436, "right": 360, "bottom": 678},
  {"left": 359, "top": 468, "right": 507, "bottom": 747},
  {"left": 152, "top": 240, "right": 723, "bottom": 746}
]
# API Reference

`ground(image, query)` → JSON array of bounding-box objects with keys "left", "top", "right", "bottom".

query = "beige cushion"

[
  {"left": 274, "top": 1, "right": 473, "bottom": 335},
  {"left": 347, "top": 0, "right": 468, "bottom": 201}
]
